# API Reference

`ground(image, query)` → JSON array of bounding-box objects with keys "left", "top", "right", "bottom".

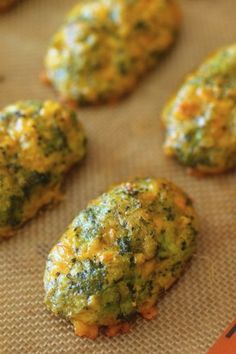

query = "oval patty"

[
  {"left": 162, "top": 44, "right": 236, "bottom": 175},
  {"left": 44, "top": 0, "right": 181, "bottom": 105},
  {"left": 0, "top": 100, "right": 86, "bottom": 237},
  {"left": 44, "top": 177, "right": 198, "bottom": 339}
]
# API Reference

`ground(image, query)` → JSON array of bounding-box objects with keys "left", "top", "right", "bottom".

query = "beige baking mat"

[{"left": 0, "top": 1, "right": 235, "bottom": 353}]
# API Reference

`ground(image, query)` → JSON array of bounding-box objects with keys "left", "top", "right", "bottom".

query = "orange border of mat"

[{"left": 207, "top": 319, "right": 236, "bottom": 354}]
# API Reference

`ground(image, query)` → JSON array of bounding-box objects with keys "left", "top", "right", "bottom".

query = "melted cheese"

[
  {"left": 163, "top": 44, "right": 236, "bottom": 175},
  {"left": 44, "top": 177, "right": 198, "bottom": 338},
  {"left": 45, "top": 0, "right": 181, "bottom": 105},
  {"left": 0, "top": 100, "right": 86, "bottom": 237}
]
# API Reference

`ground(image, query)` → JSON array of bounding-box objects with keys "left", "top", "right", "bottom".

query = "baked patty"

[
  {"left": 44, "top": 0, "right": 181, "bottom": 105},
  {"left": 44, "top": 177, "right": 198, "bottom": 338},
  {"left": 0, "top": 100, "right": 86, "bottom": 237},
  {"left": 162, "top": 44, "right": 236, "bottom": 175}
]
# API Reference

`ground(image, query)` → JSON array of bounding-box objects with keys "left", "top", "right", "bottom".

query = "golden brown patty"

[
  {"left": 0, "top": 100, "right": 86, "bottom": 237},
  {"left": 44, "top": 177, "right": 198, "bottom": 338},
  {"left": 44, "top": 0, "right": 181, "bottom": 106},
  {"left": 162, "top": 44, "right": 236, "bottom": 175}
]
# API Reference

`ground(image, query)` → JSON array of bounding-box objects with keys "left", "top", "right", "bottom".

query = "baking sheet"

[{"left": 0, "top": 1, "right": 235, "bottom": 353}]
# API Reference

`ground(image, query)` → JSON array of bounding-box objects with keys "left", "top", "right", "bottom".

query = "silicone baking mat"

[{"left": 0, "top": 1, "right": 235, "bottom": 353}]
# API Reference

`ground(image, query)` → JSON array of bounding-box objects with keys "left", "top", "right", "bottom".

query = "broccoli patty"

[
  {"left": 0, "top": 100, "right": 86, "bottom": 237},
  {"left": 44, "top": 178, "right": 198, "bottom": 339},
  {"left": 162, "top": 44, "right": 236, "bottom": 175},
  {"left": 44, "top": 0, "right": 181, "bottom": 106}
]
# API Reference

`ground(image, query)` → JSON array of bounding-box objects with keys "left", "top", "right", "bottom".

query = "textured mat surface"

[{"left": 0, "top": 1, "right": 235, "bottom": 353}]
